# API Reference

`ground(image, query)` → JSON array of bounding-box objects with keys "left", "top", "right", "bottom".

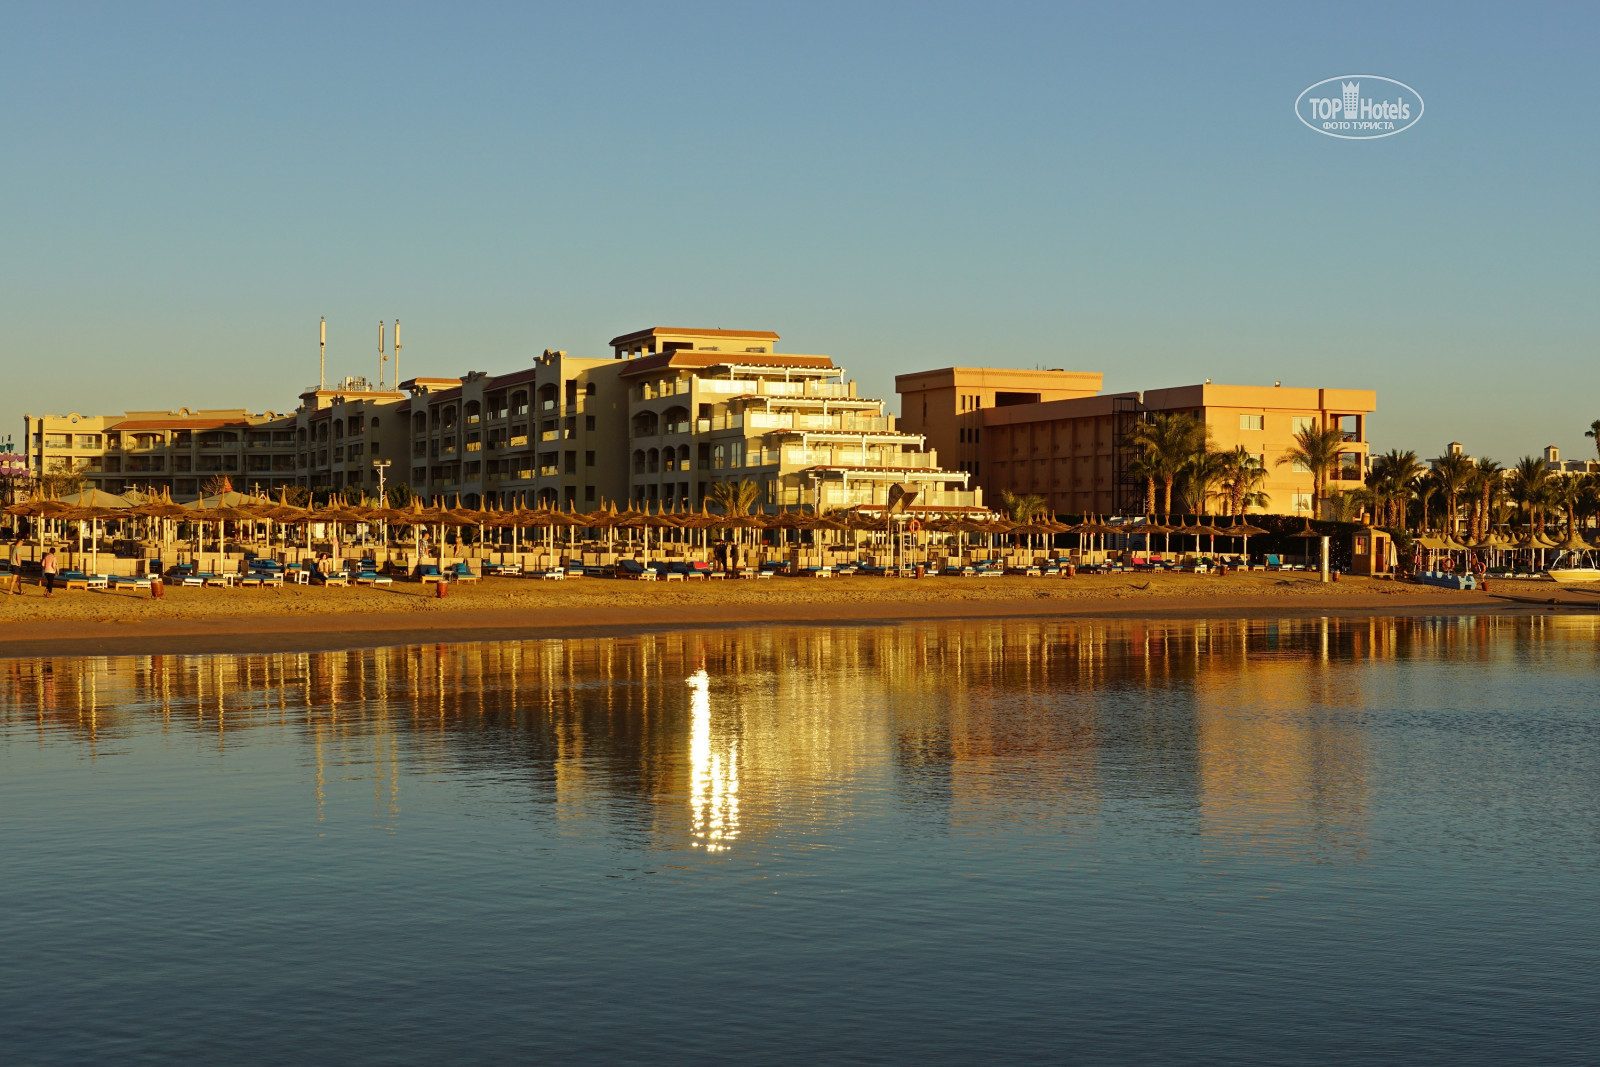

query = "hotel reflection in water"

[{"left": 6, "top": 615, "right": 1597, "bottom": 857}]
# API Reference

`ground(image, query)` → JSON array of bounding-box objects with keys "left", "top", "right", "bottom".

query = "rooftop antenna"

[
  {"left": 393, "top": 320, "right": 401, "bottom": 389},
  {"left": 319, "top": 317, "right": 327, "bottom": 390},
  {"left": 379, "top": 320, "right": 387, "bottom": 391}
]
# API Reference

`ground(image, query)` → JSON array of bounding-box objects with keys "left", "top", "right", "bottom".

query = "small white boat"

[{"left": 1547, "top": 550, "right": 1600, "bottom": 584}]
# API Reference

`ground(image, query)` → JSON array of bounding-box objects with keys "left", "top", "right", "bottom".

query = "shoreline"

[{"left": 0, "top": 574, "right": 1584, "bottom": 658}]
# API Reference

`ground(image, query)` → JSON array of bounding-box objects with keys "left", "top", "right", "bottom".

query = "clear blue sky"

[{"left": 2, "top": 2, "right": 1595, "bottom": 462}]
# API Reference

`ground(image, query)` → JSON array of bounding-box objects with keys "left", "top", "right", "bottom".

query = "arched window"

[
  {"left": 413, "top": 412, "right": 427, "bottom": 434},
  {"left": 662, "top": 406, "right": 690, "bottom": 435},
  {"left": 296, "top": 428, "right": 307, "bottom": 446},
  {"left": 318, "top": 423, "right": 329, "bottom": 441},
  {"left": 633, "top": 450, "right": 646, "bottom": 474},
  {"left": 537, "top": 384, "right": 558, "bottom": 411},
  {"left": 510, "top": 390, "right": 528, "bottom": 416},
  {"left": 632, "top": 411, "right": 659, "bottom": 437},
  {"left": 333, "top": 420, "right": 344, "bottom": 439},
  {"left": 678, "top": 445, "right": 691, "bottom": 467},
  {"left": 712, "top": 444, "right": 726, "bottom": 469},
  {"left": 370, "top": 417, "right": 379, "bottom": 429},
  {"left": 647, "top": 448, "right": 660, "bottom": 473},
  {"left": 464, "top": 401, "right": 480, "bottom": 424},
  {"left": 442, "top": 406, "right": 457, "bottom": 429}
]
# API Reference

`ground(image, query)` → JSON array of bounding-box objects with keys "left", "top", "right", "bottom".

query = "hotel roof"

[
  {"left": 620, "top": 351, "right": 834, "bottom": 378},
  {"left": 609, "top": 327, "right": 781, "bottom": 348}
]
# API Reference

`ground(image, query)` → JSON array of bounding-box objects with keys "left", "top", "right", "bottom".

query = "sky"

[{"left": 2, "top": 1, "right": 1595, "bottom": 463}]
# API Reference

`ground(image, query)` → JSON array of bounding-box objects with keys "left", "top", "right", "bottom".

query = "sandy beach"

[{"left": 0, "top": 572, "right": 1583, "bottom": 658}]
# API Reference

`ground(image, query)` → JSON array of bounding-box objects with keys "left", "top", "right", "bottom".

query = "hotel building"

[
  {"left": 24, "top": 327, "right": 977, "bottom": 513},
  {"left": 897, "top": 367, "right": 1376, "bottom": 515}
]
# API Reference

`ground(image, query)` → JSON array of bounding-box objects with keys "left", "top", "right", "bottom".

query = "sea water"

[{"left": 3, "top": 616, "right": 1598, "bottom": 1064}]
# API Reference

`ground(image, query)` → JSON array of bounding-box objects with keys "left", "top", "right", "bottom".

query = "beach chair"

[
  {"left": 416, "top": 564, "right": 445, "bottom": 584},
  {"left": 448, "top": 562, "right": 480, "bottom": 584},
  {"left": 348, "top": 562, "right": 392, "bottom": 587},
  {"left": 56, "top": 570, "right": 91, "bottom": 591},
  {"left": 616, "top": 559, "right": 658, "bottom": 581},
  {"left": 683, "top": 561, "right": 712, "bottom": 580},
  {"left": 797, "top": 564, "right": 833, "bottom": 578},
  {"left": 109, "top": 574, "right": 153, "bottom": 591},
  {"left": 525, "top": 564, "right": 565, "bottom": 579},
  {"left": 1264, "top": 554, "right": 1287, "bottom": 571},
  {"left": 759, "top": 561, "right": 790, "bottom": 577}
]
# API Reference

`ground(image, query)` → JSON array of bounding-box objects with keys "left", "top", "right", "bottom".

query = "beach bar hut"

[{"left": 1350, "top": 527, "right": 1394, "bottom": 576}]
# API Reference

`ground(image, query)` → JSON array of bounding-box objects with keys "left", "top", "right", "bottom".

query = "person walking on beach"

[
  {"left": 6, "top": 540, "right": 22, "bottom": 595},
  {"left": 41, "top": 548, "right": 58, "bottom": 598}
]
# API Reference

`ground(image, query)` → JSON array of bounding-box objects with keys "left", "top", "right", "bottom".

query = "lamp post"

[{"left": 373, "top": 460, "right": 392, "bottom": 556}]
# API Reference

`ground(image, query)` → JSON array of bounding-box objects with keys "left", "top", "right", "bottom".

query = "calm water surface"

[{"left": 4, "top": 616, "right": 1599, "bottom": 1064}]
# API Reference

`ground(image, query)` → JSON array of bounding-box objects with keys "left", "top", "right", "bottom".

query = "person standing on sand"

[
  {"left": 6, "top": 540, "right": 21, "bottom": 595},
  {"left": 41, "top": 548, "right": 58, "bottom": 598}
]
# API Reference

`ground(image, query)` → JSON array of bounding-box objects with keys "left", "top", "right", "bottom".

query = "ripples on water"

[{"left": 4, "top": 616, "right": 1599, "bottom": 1064}]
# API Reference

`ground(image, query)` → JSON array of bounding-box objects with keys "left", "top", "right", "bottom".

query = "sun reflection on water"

[{"left": 687, "top": 668, "right": 739, "bottom": 852}]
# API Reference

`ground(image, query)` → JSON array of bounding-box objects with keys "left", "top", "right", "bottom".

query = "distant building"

[
  {"left": 1543, "top": 445, "right": 1600, "bottom": 475},
  {"left": 23, "top": 327, "right": 977, "bottom": 512},
  {"left": 897, "top": 367, "right": 1376, "bottom": 515}
]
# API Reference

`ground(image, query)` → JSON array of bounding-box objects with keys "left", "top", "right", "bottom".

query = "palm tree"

[
  {"left": 1325, "top": 489, "right": 1363, "bottom": 523},
  {"left": 1552, "top": 474, "right": 1584, "bottom": 542},
  {"left": 1370, "top": 449, "right": 1425, "bottom": 527},
  {"left": 1124, "top": 413, "right": 1209, "bottom": 518},
  {"left": 1410, "top": 475, "right": 1437, "bottom": 534},
  {"left": 1508, "top": 456, "right": 1548, "bottom": 538},
  {"left": 1179, "top": 450, "right": 1230, "bottom": 515},
  {"left": 1220, "top": 447, "right": 1269, "bottom": 517},
  {"left": 707, "top": 478, "right": 762, "bottom": 516},
  {"left": 1471, "top": 458, "right": 1502, "bottom": 541},
  {"left": 1430, "top": 453, "right": 1474, "bottom": 538},
  {"left": 1586, "top": 419, "right": 1600, "bottom": 461},
  {"left": 997, "top": 489, "right": 1048, "bottom": 524},
  {"left": 1126, "top": 454, "right": 1157, "bottom": 517},
  {"left": 1278, "top": 425, "right": 1346, "bottom": 517}
]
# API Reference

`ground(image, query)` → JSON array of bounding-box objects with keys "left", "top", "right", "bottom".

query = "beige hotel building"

[{"left": 24, "top": 327, "right": 978, "bottom": 513}]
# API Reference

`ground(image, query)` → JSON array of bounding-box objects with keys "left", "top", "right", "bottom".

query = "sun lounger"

[
  {"left": 110, "top": 574, "right": 153, "bottom": 591},
  {"left": 616, "top": 559, "right": 657, "bottom": 581},
  {"left": 524, "top": 566, "right": 564, "bottom": 579},
  {"left": 448, "top": 563, "right": 480, "bottom": 584},
  {"left": 416, "top": 564, "right": 444, "bottom": 584},
  {"left": 798, "top": 566, "right": 833, "bottom": 578}
]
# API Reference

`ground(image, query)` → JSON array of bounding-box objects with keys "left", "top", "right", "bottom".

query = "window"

[
  {"left": 1292, "top": 457, "right": 1311, "bottom": 473},
  {"left": 585, "top": 450, "right": 596, "bottom": 467},
  {"left": 585, "top": 486, "right": 596, "bottom": 502},
  {"left": 565, "top": 451, "right": 576, "bottom": 474},
  {"left": 585, "top": 382, "right": 596, "bottom": 397},
  {"left": 730, "top": 441, "right": 744, "bottom": 467},
  {"left": 585, "top": 416, "right": 596, "bottom": 431},
  {"left": 1292, "top": 416, "right": 1316, "bottom": 435},
  {"left": 1292, "top": 492, "right": 1312, "bottom": 513},
  {"left": 1239, "top": 414, "right": 1263, "bottom": 431}
]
